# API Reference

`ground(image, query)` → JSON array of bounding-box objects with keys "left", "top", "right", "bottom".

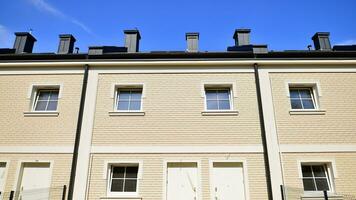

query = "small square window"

[
  {"left": 289, "top": 88, "right": 316, "bottom": 110},
  {"left": 301, "top": 164, "right": 332, "bottom": 192},
  {"left": 116, "top": 88, "right": 142, "bottom": 111},
  {"left": 205, "top": 88, "right": 232, "bottom": 110},
  {"left": 33, "top": 89, "right": 59, "bottom": 111},
  {"left": 108, "top": 165, "right": 139, "bottom": 194}
]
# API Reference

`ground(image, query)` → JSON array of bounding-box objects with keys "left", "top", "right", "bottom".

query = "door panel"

[
  {"left": 18, "top": 163, "right": 51, "bottom": 200},
  {"left": 212, "top": 162, "right": 246, "bottom": 200},
  {"left": 167, "top": 162, "right": 198, "bottom": 200}
]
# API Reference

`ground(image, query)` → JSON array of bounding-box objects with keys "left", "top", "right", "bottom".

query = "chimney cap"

[
  {"left": 185, "top": 32, "right": 199, "bottom": 40},
  {"left": 233, "top": 29, "right": 251, "bottom": 39},
  {"left": 124, "top": 29, "right": 141, "bottom": 40},
  {"left": 312, "top": 32, "right": 330, "bottom": 40},
  {"left": 14, "top": 32, "right": 37, "bottom": 42},
  {"left": 59, "top": 34, "right": 76, "bottom": 41}
]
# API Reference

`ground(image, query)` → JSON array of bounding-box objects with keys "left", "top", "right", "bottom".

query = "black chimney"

[
  {"left": 58, "top": 34, "right": 76, "bottom": 54},
  {"left": 312, "top": 32, "right": 331, "bottom": 51},
  {"left": 233, "top": 29, "right": 250, "bottom": 46},
  {"left": 13, "top": 32, "right": 37, "bottom": 54},
  {"left": 124, "top": 30, "right": 141, "bottom": 53}
]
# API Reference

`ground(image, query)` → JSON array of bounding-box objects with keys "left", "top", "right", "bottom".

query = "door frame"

[
  {"left": 13, "top": 160, "right": 54, "bottom": 193},
  {"left": 0, "top": 160, "right": 10, "bottom": 200},
  {"left": 209, "top": 159, "right": 250, "bottom": 200},
  {"left": 163, "top": 159, "right": 202, "bottom": 200}
]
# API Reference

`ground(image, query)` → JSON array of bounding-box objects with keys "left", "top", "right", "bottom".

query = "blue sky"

[{"left": 0, "top": 0, "right": 356, "bottom": 53}]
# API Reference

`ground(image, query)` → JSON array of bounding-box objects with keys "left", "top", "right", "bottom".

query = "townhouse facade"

[{"left": 0, "top": 29, "right": 355, "bottom": 200}]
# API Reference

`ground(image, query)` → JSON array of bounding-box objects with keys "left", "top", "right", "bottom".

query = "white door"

[
  {"left": 18, "top": 163, "right": 51, "bottom": 200},
  {"left": 212, "top": 162, "right": 246, "bottom": 200},
  {"left": 166, "top": 162, "right": 198, "bottom": 200},
  {"left": 0, "top": 162, "right": 6, "bottom": 199}
]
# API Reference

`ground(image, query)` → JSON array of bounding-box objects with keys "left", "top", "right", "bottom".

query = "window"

[
  {"left": 109, "top": 165, "right": 139, "bottom": 193},
  {"left": 302, "top": 164, "right": 332, "bottom": 192},
  {"left": 289, "top": 88, "right": 316, "bottom": 109},
  {"left": 33, "top": 89, "right": 59, "bottom": 111},
  {"left": 205, "top": 88, "right": 232, "bottom": 110},
  {"left": 116, "top": 88, "right": 142, "bottom": 111}
]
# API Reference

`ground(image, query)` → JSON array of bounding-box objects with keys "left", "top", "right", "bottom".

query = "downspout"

[
  {"left": 68, "top": 64, "right": 89, "bottom": 200},
  {"left": 254, "top": 62, "right": 273, "bottom": 200}
]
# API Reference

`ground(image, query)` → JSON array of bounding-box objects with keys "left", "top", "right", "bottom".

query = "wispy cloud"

[
  {"left": 28, "top": 0, "right": 93, "bottom": 34},
  {"left": 335, "top": 39, "right": 356, "bottom": 45},
  {"left": 0, "top": 24, "right": 13, "bottom": 47}
]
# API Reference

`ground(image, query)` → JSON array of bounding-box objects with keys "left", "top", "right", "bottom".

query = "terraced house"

[{"left": 0, "top": 29, "right": 355, "bottom": 200}]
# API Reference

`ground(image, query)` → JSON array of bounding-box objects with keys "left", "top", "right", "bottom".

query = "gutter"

[
  {"left": 67, "top": 64, "right": 89, "bottom": 200},
  {"left": 254, "top": 63, "right": 273, "bottom": 200}
]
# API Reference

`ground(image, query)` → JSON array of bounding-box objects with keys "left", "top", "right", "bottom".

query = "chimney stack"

[
  {"left": 185, "top": 32, "right": 199, "bottom": 52},
  {"left": 312, "top": 32, "right": 331, "bottom": 51},
  {"left": 58, "top": 34, "right": 76, "bottom": 54},
  {"left": 13, "top": 32, "right": 37, "bottom": 54},
  {"left": 124, "top": 30, "right": 141, "bottom": 53},
  {"left": 233, "top": 29, "right": 250, "bottom": 46}
]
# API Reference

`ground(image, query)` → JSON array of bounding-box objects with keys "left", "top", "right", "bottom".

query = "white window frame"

[
  {"left": 0, "top": 160, "right": 10, "bottom": 199},
  {"left": 297, "top": 160, "right": 337, "bottom": 196},
  {"left": 286, "top": 81, "right": 322, "bottom": 111},
  {"left": 202, "top": 83, "right": 236, "bottom": 112},
  {"left": 111, "top": 83, "right": 145, "bottom": 112},
  {"left": 104, "top": 160, "right": 143, "bottom": 198},
  {"left": 27, "top": 84, "right": 62, "bottom": 112}
]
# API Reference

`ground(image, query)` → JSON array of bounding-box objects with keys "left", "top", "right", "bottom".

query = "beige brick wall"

[
  {"left": 270, "top": 73, "right": 356, "bottom": 144},
  {"left": 92, "top": 73, "right": 262, "bottom": 146},
  {"left": 0, "top": 153, "right": 72, "bottom": 199},
  {"left": 87, "top": 153, "right": 268, "bottom": 200},
  {"left": 281, "top": 152, "right": 356, "bottom": 197},
  {"left": 0, "top": 74, "right": 83, "bottom": 146}
]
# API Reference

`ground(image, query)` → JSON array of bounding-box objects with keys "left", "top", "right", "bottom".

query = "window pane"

[
  {"left": 35, "top": 101, "right": 47, "bottom": 111},
  {"left": 118, "top": 101, "right": 129, "bottom": 110},
  {"left": 47, "top": 101, "right": 58, "bottom": 111},
  {"left": 111, "top": 179, "right": 124, "bottom": 192},
  {"left": 302, "top": 166, "right": 313, "bottom": 177},
  {"left": 207, "top": 100, "right": 218, "bottom": 110},
  {"left": 206, "top": 90, "right": 217, "bottom": 100},
  {"left": 118, "top": 91, "right": 130, "bottom": 100},
  {"left": 112, "top": 167, "right": 125, "bottom": 178},
  {"left": 124, "top": 180, "right": 137, "bottom": 192},
  {"left": 315, "top": 178, "right": 329, "bottom": 191},
  {"left": 218, "top": 100, "right": 231, "bottom": 110},
  {"left": 300, "top": 89, "right": 312, "bottom": 98},
  {"left": 289, "top": 89, "right": 299, "bottom": 98},
  {"left": 50, "top": 91, "right": 59, "bottom": 100},
  {"left": 38, "top": 92, "right": 50, "bottom": 100},
  {"left": 129, "top": 101, "right": 141, "bottom": 110},
  {"left": 303, "top": 179, "right": 316, "bottom": 191},
  {"left": 302, "top": 99, "right": 315, "bottom": 109},
  {"left": 131, "top": 91, "right": 142, "bottom": 100},
  {"left": 125, "top": 167, "right": 138, "bottom": 178},
  {"left": 217, "top": 90, "right": 230, "bottom": 100},
  {"left": 312, "top": 166, "right": 326, "bottom": 177},
  {"left": 291, "top": 99, "right": 303, "bottom": 109}
]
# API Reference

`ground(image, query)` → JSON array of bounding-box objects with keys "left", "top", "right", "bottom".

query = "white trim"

[
  {"left": 103, "top": 160, "right": 143, "bottom": 198},
  {"left": 163, "top": 160, "right": 202, "bottom": 200},
  {"left": 0, "top": 146, "right": 73, "bottom": 154},
  {"left": 289, "top": 110, "right": 326, "bottom": 115},
  {"left": 23, "top": 111, "right": 59, "bottom": 117},
  {"left": 72, "top": 69, "right": 99, "bottom": 200},
  {"left": 202, "top": 84, "right": 235, "bottom": 111},
  {"left": 209, "top": 159, "right": 250, "bottom": 200},
  {"left": 0, "top": 160, "right": 10, "bottom": 199},
  {"left": 13, "top": 160, "right": 54, "bottom": 192},
  {"left": 91, "top": 145, "right": 264, "bottom": 154},
  {"left": 200, "top": 82, "right": 238, "bottom": 97},
  {"left": 108, "top": 111, "right": 145, "bottom": 116},
  {"left": 110, "top": 83, "right": 146, "bottom": 98},
  {"left": 297, "top": 159, "right": 338, "bottom": 179},
  {"left": 280, "top": 144, "right": 356, "bottom": 153},
  {"left": 0, "top": 68, "right": 84, "bottom": 75},
  {"left": 201, "top": 110, "right": 239, "bottom": 116},
  {"left": 27, "top": 83, "right": 63, "bottom": 99},
  {"left": 258, "top": 69, "right": 284, "bottom": 200},
  {"left": 285, "top": 81, "right": 322, "bottom": 97}
]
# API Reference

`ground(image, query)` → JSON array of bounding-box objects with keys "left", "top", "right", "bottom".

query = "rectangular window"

[
  {"left": 109, "top": 165, "right": 139, "bottom": 193},
  {"left": 116, "top": 88, "right": 142, "bottom": 111},
  {"left": 302, "top": 164, "right": 332, "bottom": 192},
  {"left": 205, "top": 88, "right": 232, "bottom": 110},
  {"left": 33, "top": 89, "right": 59, "bottom": 111},
  {"left": 289, "top": 88, "right": 316, "bottom": 109}
]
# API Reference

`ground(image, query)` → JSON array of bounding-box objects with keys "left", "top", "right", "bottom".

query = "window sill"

[
  {"left": 100, "top": 196, "right": 142, "bottom": 200},
  {"left": 301, "top": 192, "right": 342, "bottom": 199},
  {"left": 201, "top": 110, "right": 239, "bottom": 116},
  {"left": 23, "top": 111, "right": 59, "bottom": 117},
  {"left": 109, "top": 111, "right": 145, "bottom": 116},
  {"left": 289, "top": 109, "right": 326, "bottom": 115}
]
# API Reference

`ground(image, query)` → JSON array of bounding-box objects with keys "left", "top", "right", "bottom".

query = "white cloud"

[
  {"left": 0, "top": 24, "right": 13, "bottom": 47},
  {"left": 335, "top": 39, "right": 356, "bottom": 45},
  {"left": 28, "top": 0, "right": 93, "bottom": 34}
]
